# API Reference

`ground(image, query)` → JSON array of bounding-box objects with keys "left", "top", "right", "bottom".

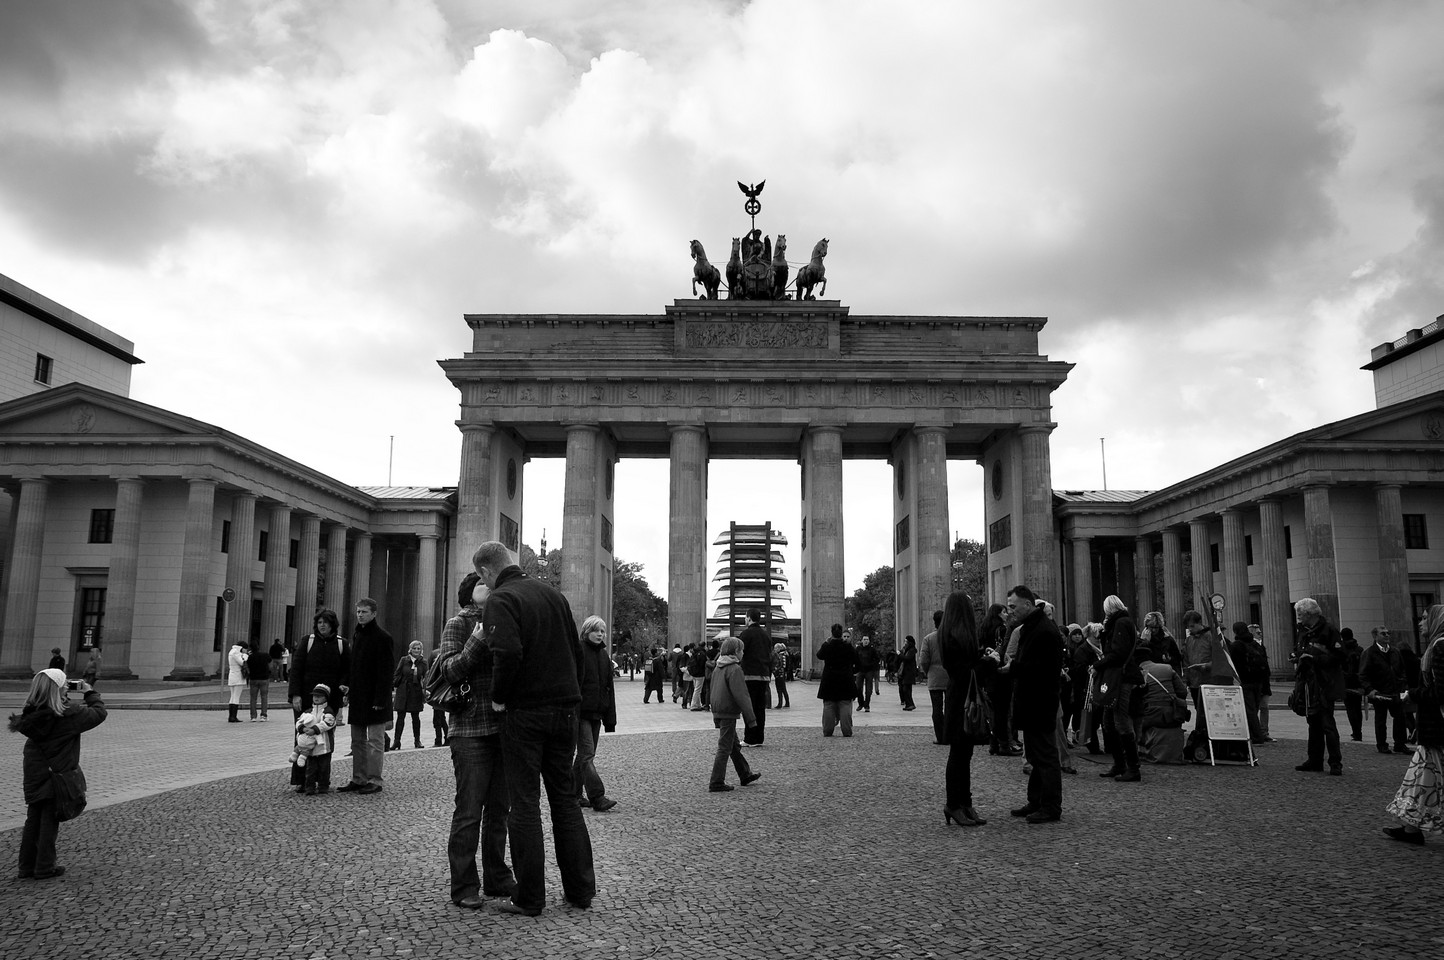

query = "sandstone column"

[
  {"left": 1162, "top": 527, "right": 1185, "bottom": 638},
  {"left": 415, "top": 533, "right": 439, "bottom": 650},
  {"left": 1257, "top": 498, "right": 1292, "bottom": 668},
  {"left": 1302, "top": 485, "right": 1339, "bottom": 625},
  {"left": 667, "top": 424, "right": 708, "bottom": 650},
  {"left": 454, "top": 422, "right": 496, "bottom": 574},
  {"left": 562, "top": 423, "right": 601, "bottom": 617},
  {"left": 1134, "top": 537, "right": 1156, "bottom": 616},
  {"left": 1374, "top": 484, "right": 1412, "bottom": 646},
  {"left": 224, "top": 494, "right": 257, "bottom": 652},
  {"left": 1018, "top": 425, "right": 1058, "bottom": 600},
  {"left": 168, "top": 478, "right": 217, "bottom": 679},
  {"left": 102, "top": 477, "right": 144, "bottom": 679},
  {"left": 805, "top": 425, "right": 845, "bottom": 663},
  {"left": 325, "top": 522, "right": 348, "bottom": 616},
  {"left": 350, "top": 533, "right": 372, "bottom": 631},
  {"left": 1071, "top": 537, "right": 1094, "bottom": 624},
  {"left": 912, "top": 425, "right": 951, "bottom": 622},
  {"left": 261, "top": 504, "right": 293, "bottom": 655},
  {"left": 1221, "top": 508, "right": 1250, "bottom": 628},
  {"left": 294, "top": 514, "right": 321, "bottom": 623},
  {"left": 1189, "top": 518, "right": 1212, "bottom": 615},
  {"left": 0, "top": 478, "right": 49, "bottom": 677}
]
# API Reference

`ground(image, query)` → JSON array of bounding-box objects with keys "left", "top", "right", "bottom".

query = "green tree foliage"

[
  {"left": 949, "top": 538, "right": 988, "bottom": 606},
  {"left": 611, "top": 560, "right": 668, "bottom": 664},
  {"left": 845, "top": 565, "right": 895, "bottom": 648}
]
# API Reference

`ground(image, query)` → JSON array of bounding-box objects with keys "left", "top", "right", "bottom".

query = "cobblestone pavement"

[{"left": 2, "top": 680, "right": 1440, "bottom": 959}]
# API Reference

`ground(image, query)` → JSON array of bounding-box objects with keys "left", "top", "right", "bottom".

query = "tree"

[
  {"left": 949, "top": 538, "right": 988, "bottom": 606},
  {"left": 845, "top": 565, "right": 895, "bottom": 649},
  {"left": 611, "top": 560, "right": 668, "bottom": 666},
  {"left": 518, "top": 542, "right": 561, "bottom": 589}
]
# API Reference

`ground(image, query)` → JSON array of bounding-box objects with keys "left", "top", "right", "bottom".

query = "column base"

[{"left": 165, "top": 668, "right": 209, "bottom": 681}]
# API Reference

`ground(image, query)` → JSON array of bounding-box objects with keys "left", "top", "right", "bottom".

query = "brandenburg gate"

[{"left": 440, "top": 299, "right": 1072, "bottom": 662}]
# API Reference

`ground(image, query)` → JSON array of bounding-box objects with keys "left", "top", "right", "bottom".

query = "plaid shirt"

[{"left": 437, "top": 606, "right": 501, "bottom": 738}]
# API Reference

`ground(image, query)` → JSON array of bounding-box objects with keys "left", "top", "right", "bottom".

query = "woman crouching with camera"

[{"left": 7, "top": 668, "right": 107, "bottom": 880}]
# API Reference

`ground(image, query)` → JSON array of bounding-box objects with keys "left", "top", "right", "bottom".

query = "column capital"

[
  {"left": 1219, "top": 506, "right": 1241, "bottom": 516},
  {"left": 667, "top": 421, "right": 708, "bottom": 434},
  {"left": 182, "top": 475, "right": 218, "bottom": 488},
  {"left": 1373, "top": 482, "right": 1403, "bottom": 492},
  {"left": 1016, "top": 422, "right": 1057, "bottom": 436},
  {"left": 911, "top": 423, "right": 949, "bottom": 437},
  {"left": 112, "top": 475, "right": 145, "bottom": 485},
  {"left": 456, "top": 419, "right": 495, "bottom": 433},
  {"left": 417, "top": 532, "right": 440, "bottom": 542},
  {"left": 805, "top": 423, "right": 844, "bottom": 438},
  {"left": 1071, "top": 534, "right": 1094, "bottom": 543},
  {"left": 563, "top": 421, "right": 602, "bottom": 434}
]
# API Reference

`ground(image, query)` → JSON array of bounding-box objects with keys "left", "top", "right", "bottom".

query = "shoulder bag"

[
  {"left": 423, "top": 653, "right": 472, "bottom": 713},
  {"left": 960, "top": 670, "right": 993, "bottom": 745},
  {"left": 49, "top": 766, "right": 88, "bottom": 822}
]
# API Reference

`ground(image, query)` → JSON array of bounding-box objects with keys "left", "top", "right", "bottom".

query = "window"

[
  {"left": 34, "top": 354, "right": 52, "bottom": 385},
  {"left": 1283, "top": 525, "right": 1292, "bottom": 560},
  {"left": 77, "top": 587, "right": 106, "bottom": 649},
  {"left": 1404, "top": 514, "right": 1429, "bottom": 550},
  {"left": 257, "top": 530, "right": 269, "bottom": 562},
  {"left": 213, "top": 597, "right": 226, "bottom": 653},
  {"left": 1209, "top": 543, "right": 1220, "bottom": 573},
  {"left": 1245, "top": 534, "right": 1254, "bottom": 566},
  {"left": 88, "top": 509, "right": 115, "bottom": 544},
  {"left": 220, "top": 520, "right": 231, "bottom": 554},
  {"left": 289, "top": 538, "right": 299, "bottom": 568}
]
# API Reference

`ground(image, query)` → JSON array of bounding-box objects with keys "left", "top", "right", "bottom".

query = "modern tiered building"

[{"left": 707, "top": 522, "right": 797, "bottom": 642}]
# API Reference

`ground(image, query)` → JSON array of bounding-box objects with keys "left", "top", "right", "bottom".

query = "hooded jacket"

[
  {"left": 9, "top": 690, "right": 107, "bottom": 804},
  {"left": 709, "top": 655, "right": 755, "bottom": 725}
]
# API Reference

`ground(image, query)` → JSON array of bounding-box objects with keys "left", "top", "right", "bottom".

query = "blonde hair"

[
  {"left": 579, "top": 615, "right": 607, "bottom": 638},
  {"left": 26, "top": 673, "right": 66, "bottom": 715}
]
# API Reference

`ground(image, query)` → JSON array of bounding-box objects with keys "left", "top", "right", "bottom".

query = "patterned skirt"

[{"left": 1385, "top": 745, "right": 1444, "bottom": 834}]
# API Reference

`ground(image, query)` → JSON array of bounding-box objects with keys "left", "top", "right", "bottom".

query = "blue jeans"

[
  {"left": 349, "top": 722, "right": 386, "bottom": 786},
  {"left": 573, "top": 717, "right": 605, "bottom": 802},
  {"left": 448, "top": 734, "right": 513, "bottom": 902},
  {"left": 711, "top": 718, "right": 753, "bottom": 786},
  {"left": 500, "top": 705, "right": 595, "bottom": 910}
]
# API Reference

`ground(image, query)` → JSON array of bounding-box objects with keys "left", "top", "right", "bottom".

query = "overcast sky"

[{"left": 4, "top": 0, "right": 1443, "bottom": 611}]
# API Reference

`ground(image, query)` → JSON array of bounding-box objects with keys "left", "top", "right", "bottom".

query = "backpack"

[{"left": 306, "top": 635, "right": 345, "bottom": 656}]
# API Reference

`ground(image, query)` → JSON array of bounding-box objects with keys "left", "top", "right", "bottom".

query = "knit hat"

[
  {"left": 39, "top": 668, "right": 67, "bottom": 687},
  {"left": 312, "top": 684, "right": 331, "bottom": 697}
]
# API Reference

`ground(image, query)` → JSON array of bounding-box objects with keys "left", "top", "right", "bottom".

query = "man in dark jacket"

[
  {"left": 1339, "top": 627, "right": 1365, "bottom": 741},
  {"left": 338, "top": 598, "right": 394, "bottom": 795},
  {"left": 739, "top": 608, "right": 772, "bottom": 744},
  {"left": 1359, "top": 626, "right": 1410, "bottom": 754},
  {"left": 1005, "top": 585, "right": 1065, "bottom": 823},
  {"left": 1294, "top": 597, "right": 1345, "bottom": 775},
  {"left": 474, "top": 540, "right": 595, "bottom": 917},
  {"left": 575, "top": 616, "right": 618, "bottom": 812},
  {"left": 1096, "top": 596, "right": 1142, "bottom": 782},
  {"left": 853, "top": 633, "right": 881, "bottom": 712}
]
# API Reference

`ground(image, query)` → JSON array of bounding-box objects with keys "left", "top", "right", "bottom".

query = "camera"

[{"left": 66, "top": 679, "right": 82, "bottom": 690}]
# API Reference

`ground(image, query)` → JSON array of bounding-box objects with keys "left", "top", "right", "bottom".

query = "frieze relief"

[
  {"left": 685, "top": 320, "right": 828, "bottom": 349},
  {"left": 470, "top": 380, "right": 1040, "bottom": 410}
]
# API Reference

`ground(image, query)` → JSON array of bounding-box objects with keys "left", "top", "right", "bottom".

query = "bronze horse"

[
  {"left": 795, "top": 237, "right": 828, "bottom": 300},
  {"left": 771, "top": 234, "right": 789, "bottom": 299},
  {"left": 690, "top": 239, "right": 721, "bottom": 299},
  {"left": 725, "top": 237, "right": 742, "bottom": 299}
]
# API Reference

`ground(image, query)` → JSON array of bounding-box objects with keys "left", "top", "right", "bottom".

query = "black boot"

[{"left": 227, "top": 705, "right": 240, "bottom": 723}]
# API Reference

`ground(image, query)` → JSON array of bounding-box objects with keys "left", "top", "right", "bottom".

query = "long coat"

[
  {"left": 1009, "top": 606, "right": 1064, "bottom": 732},
  {"left": 9, "top": 691, "right": 108, "bottom": 804},
  {"left": 816, "top": 638, "right": 859, "bottom": 701},
  {"left": 392, "top": 653, "right": 427, "bottom": 713}
]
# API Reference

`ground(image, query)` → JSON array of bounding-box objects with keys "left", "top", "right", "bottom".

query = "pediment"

[
  {"left": 0, "top": 385, "right": 203, "bottom": 439},
  {"left": 1319, "top": 405, "right": 1444, "bottom": 445}
]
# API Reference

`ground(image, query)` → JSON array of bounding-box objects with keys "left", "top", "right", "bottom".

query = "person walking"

[
  {"left": 338, "top": 599, "right": 393, "bottom": 795},
  {"left": 9, "top": 669, "right": 107, "bottom": 880},
  {"left": 917, "top": 611, "right": 948, "bottom": 744},
  {"left": 1293, "top": 598, "right": 1346, "bottom": 776},
  {"left": 708, "top": 636, "right": 761, "bottom": 792},
  {"left": 436, "top": 572, "right": 515, "bottom": 909},
  {"left": 817, "top": 624, "right": 859, "bottom": 737},
  {"left": 1006, "top": 585, "right": 1065, "bottom": 824},
  {"left": 246, "top": 638, "right": 272, "bottom": 722},
  {"left": 575, "top": 615, "right": 618, "bottom": 812},
  {"left": 897, "top": 635, "right": 919, "bottom": 710},
  {"left": 1383, "top": 604, "right": 1444, "bottom": 845},
  {"left": 225, "top": 637, "right": 248, "bottom": 724},
  {"left": 472, "top": 540, "right": 595, "bottom": 917},
  {"left": 939, "top": 593, "right": 998, "bottom": 826},
  {"left": 1095, "top": 596, "right": 1143, "bottom": 782},
  {"left": 391, "top": 640, "right": 428, "bottom": 750},
  {"left": 738, "top": 608, "right": 772, "bottom": 744},
  {"left": 772, "top": 642, "right": 791, "bottom": 708}
]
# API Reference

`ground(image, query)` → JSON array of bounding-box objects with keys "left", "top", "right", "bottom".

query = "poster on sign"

[{"left": 1200, "top": 684, "right": 1256, "bottom": 765}]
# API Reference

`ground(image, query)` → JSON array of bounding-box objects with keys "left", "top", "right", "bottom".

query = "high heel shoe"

[
  {"left": 943, "top": 806, "right": 979, "bottom": 826},
  {"left": 961, "top": 806, "right": 987, "bottom": 825}
]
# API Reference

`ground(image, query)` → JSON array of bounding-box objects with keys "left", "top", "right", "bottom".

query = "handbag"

[
  {"left": 960, "top": 671, "right": 993, "bottom": 745},
  {"left": 1287, "top": 676, "right": 1312, "bottom": 717},
  {"left": 423, "top": 654, "right": 472, "bottom": 713},
  {"left": 49, "top": 767, "right": 87, "bottom": 822}
]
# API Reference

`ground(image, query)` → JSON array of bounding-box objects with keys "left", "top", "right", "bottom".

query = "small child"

[
  {"left": 707, "top": 637, "right": 760, "bottom": 792},
  {"left": 292, "top": 684, "right": 337, "bottom": 795}
]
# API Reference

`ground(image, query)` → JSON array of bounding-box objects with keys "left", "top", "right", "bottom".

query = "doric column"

[
  {"left": 1018, "top": 425, "right": 1058, "bottom": 600},
  {"left": 350, "top": 533, "right": 372, "bottom": 631},
  {"left": 1162, "top": 527, "right": 1185, "bottom": 638},
  {"left": 804, "top": 425, "right": 846, "bottom": 663},
  {"left": 1134, "top": 537, "right": 1156, "bottom": 615},
  {"left": 1302, "top": 485, "right": 1339, "bottom": 625},
  {"left": 102, "top": 477, "right": 144, "bottom": 679},
  {"left": 294, "top": 514, "right": 321, "bottom": 624},
  {"left": 168, "top": 478, "right": 217, "bottom": 679},
  {"left": 371, "top": 542, "right": 391, "bottom": 605},
  {"left": 1257, "top": 498, "right": 1291, "bottom": 669},
  {"left": 324, "top": 522, "right": 348, "bottom": 616},
  {"left": 912, "top": 425, "right": 951, "bottom": 620},
  {"left": 224, "top": 494, "right": 257, "bottom": 652},
  {"left": 1071, "top": 537, "right": 1094, "bottom": 624},
  {"left": 454, "top": 421, "right": 496, "bottom": 575},
  {"left": 562, "top": 423, "right": 601, "bottom": 615},
  {"left": 1188, "top": 518, "right": 1211, "bottom": 615},
  {"left": 260, "top": 503, "right": 293, "bottom": 657},
  {"left": 667, "top": 424, "right": 709, "bottom": 650},
  {"left": 1116, "top": 546, "right": 1135, "bottom": 613},
  {"left": 0, "top": 478, "right": 50, "bottom": 677},
  {"left": 1375, "top": 484, "right": 1412, "bottom": 646},
  {"left": 415, "top": 533, "right": 439, "bottom": 650},
  {"left": 1221, "top": 508, "right": 1250, "bottom": 628}
]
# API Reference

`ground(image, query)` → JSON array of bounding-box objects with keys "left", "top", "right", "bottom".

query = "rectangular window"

[
  {"left": 1209, "top": 543, "right": 1220, "bottom": 573},
  {"left": 78, "top": 587, "right": 106, "bottom": 649},
  {"left": 250, "top": 598, "right": 264, "bottom": 644},
  {"left": 88, "top": 508, "right": 115, "bottom": 544},
  {"left": 1283, "top": 525, "right": 1292, "bottom": 560},
  {"left": 257, "top": 530, "right": 269, "bottom": 562},
  {"left": 1244, "top": 534, "right": 1254, "bottom": 566},
  {"left": 1404, "top": 514, "right": 1429, "bottom": 549},
  {"left": 214, "top": 597, "right": 226, "bottom": 653},
  {"left": 289, "top": 538, "right": 299, "bottom": 568},
  {"left": 220, "top": 520, "right": 231, "bottom": 554},
  {"left": 34, "top": 354, "right": 52, "bottom": 385},
  {"left": 284, "top": 606, "right": 295, "bottom": 646}
]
